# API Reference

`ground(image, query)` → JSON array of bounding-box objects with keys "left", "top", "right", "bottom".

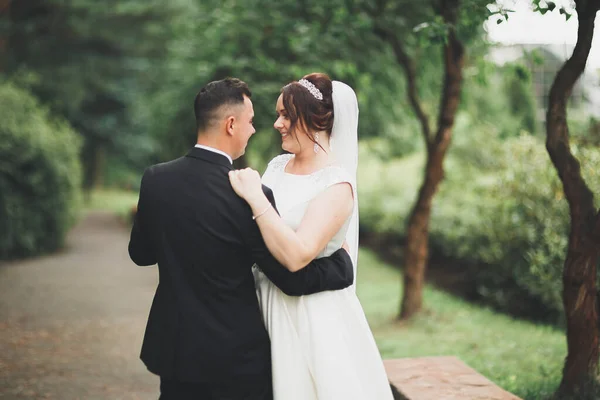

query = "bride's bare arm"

[{"left": 229, "top": 168, "right": 353, "bottom": 272}]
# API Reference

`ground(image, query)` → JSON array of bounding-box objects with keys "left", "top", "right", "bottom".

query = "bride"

[{"left": 229, "top": 73, "right": 393, "bottom": 400}]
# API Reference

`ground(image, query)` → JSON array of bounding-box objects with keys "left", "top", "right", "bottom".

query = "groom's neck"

[{"left": 196, "top": 134, "right": 234, "bottom": 160}]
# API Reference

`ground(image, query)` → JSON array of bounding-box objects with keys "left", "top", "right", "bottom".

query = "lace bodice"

[{"left": 262, "top": 154, "right": 355, "bottom": 258}]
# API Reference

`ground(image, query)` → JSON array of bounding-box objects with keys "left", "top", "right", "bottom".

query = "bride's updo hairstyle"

[{"left": 281, "top": 72, "right": 334, "bottom": 151}]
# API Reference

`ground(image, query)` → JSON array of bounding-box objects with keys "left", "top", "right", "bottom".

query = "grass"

[
  {"left": 90, "top": 188, "right": 566, "bottom": 400},
  {"left": 84, "top": 189, "right": 139, "bottom": 221},
  {"left": 357, "top": 249, "right": 565, "bottom": 400}
]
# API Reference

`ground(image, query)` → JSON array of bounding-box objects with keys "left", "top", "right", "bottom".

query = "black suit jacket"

[{"left": 128, "top": 147, "right": 354, "bottom": 384}]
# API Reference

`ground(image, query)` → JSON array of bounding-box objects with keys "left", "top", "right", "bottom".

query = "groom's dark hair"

[{"left": 194, "top": 78, "right": 252, "bottom": 133}]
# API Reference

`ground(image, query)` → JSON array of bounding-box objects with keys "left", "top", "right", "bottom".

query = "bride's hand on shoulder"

[{"left": 228, "top": 168, "right": 264, "bottom": 203}]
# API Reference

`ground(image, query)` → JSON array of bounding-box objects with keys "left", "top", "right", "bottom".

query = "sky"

[{"left": 484, "top": 1, "right": 600, "bottom": 69}]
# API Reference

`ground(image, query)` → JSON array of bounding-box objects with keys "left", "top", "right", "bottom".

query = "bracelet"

[{"left": 252, "top": 204, "right": 272, "bottom": 221}]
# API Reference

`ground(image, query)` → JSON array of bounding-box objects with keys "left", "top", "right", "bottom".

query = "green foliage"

[
  {"left": 502, "top": 63, "right": 538, "bottom": 134},
  {"left": 359, "top": 131, "right": 600, "bottom": 324},
  {"left": 2, "top": 0, "right": 503, "bottom": 178},
  {"left": 143, "top": 0, "right": 413, "bottom": 165},
  {"left": 143, "top": 0, "right": 499, "bottom": 165},
  {"left": 0, "top": 81, "right": 82, "bottom": 259},
  {"left": 358, "top": 145, "right": 424, "bottom": 235},
  {"left": 2, "top": 0, "right": 184, "bottom": 187},
  {"left": 532, "top": 0, "right": 573, "bottom": 21},
  {"left": 86, "top": 189, "right": 139, "bottom": 223},
  {"left": 103, "top": 155, "right": 143, "bottom": 191},
  {"left": 461, "top": 61, "right": 539, "bottom": 139},
  {"left": 434, "top": 136, "right": 569, "bottom": 322}
]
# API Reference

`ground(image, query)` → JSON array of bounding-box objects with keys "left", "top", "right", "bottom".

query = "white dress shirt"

[{"left": 195, "top": 144, "right": 233, "bottom": 165}]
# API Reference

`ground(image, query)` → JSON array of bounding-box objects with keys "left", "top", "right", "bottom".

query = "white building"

[{"left": 485, "top": 2, "right": 600, "bottom": 119}]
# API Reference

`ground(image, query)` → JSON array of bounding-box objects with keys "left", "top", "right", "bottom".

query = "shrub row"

[{"left": 0, "top": 81, "right": 82, "bottom": 259}]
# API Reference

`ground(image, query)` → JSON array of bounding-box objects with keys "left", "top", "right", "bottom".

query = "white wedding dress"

[{"left": 253, "top": 154, "right": 393, "bottom": 400}]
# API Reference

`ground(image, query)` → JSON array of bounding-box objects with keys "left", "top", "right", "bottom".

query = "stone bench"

[{"left": 384, "top": 356, "right": 522, "bottom": 400}]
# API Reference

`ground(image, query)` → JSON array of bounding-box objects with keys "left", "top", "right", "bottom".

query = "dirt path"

[{"left": 0, "top": 212, "right": 160, "bottom": 399}]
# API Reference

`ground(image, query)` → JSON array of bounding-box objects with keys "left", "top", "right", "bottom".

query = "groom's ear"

[{"left": 225, "top": 115, "right": 235, "bottom": 136}]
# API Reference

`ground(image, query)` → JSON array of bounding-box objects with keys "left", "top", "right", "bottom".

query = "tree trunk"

[
  {"left": 399, "top": 0, "right": 465, "bottom": 320},
  {"left": 545, "top": 1, "right": 600, "bottom": 397},
  {"left": 558, "top": 229, "right": 600, "bottom": 397},
  {"left": 401, "top": 149, "right": 446, "bottom": 318},
  {"left": 82, "top": 140, "right": 106, "bottom": 202},
  {"left": 0, "top": 0, "right": 10, "bottom": 72},
  {"left": 93, "top": 144, "right": 106, "bottom": 189}
]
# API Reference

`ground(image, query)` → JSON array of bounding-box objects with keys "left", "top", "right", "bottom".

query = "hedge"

[{"left": 0, "top": 81, "right": 82, "bottom": 259}]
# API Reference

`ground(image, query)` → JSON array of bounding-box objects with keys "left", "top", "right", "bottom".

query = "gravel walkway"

[{"left": 0, "top": 212, "right": 159, "bottom": 399}]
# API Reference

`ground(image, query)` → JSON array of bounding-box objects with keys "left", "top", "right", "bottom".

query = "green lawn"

[
  {"left": 90, "top": 189, "right": 566, "bottom": 400},
  {"left": 85, "top": 189, "right": 139, "bottom": 220},
  {"left": 357, "top": 249, "right": 564, "bottom": 400}
]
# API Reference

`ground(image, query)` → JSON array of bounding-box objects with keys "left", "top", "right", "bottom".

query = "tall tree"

[
  {"left": 542, "top": 0, "right": 600, "bottom": 396},
  {"left": 360, "top": 0, "right": 492, "bottom": 319}
]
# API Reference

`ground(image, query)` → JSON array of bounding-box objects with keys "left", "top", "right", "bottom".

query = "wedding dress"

[{"left": 253, "top": 153, "right": 393, "bottom": 400}]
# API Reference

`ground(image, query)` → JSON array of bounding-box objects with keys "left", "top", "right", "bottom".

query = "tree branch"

[{"left": 373, "top": 25, "right": 433, "bottom": 145}]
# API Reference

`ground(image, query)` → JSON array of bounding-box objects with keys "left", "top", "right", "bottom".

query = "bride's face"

[{"left": 274, "top": 94, "right": 310, "bottom": 154}]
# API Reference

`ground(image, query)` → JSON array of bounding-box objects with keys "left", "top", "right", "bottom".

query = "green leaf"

[{"left": 559, "top": 7, "right": 572, "bottom": 21}]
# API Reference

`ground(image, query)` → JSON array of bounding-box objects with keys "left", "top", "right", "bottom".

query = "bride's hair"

[{"left": 281, "top": 73, "right": 334, "bottom": 152}]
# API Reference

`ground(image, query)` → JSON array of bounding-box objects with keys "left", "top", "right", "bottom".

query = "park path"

[{"left": 0, "top": 212, "right": 160, "bottom": 399}]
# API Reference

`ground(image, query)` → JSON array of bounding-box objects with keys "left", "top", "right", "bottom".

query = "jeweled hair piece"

[{"left": 298, "top": 79, "right": 323, "bottom": 100}]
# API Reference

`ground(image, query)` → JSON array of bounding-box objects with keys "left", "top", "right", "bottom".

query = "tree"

[
  {"left": 1, "top": 0, "right": 183, "bottom": 192},
  {"left": 146, "top": 0, "right": 408, "bottom": 167},
  {"left": 358, "top": 0, "right": 493, "bottom": 319},
  {"left": 542, "top": 0, "right": 600, "bottom": 397}
]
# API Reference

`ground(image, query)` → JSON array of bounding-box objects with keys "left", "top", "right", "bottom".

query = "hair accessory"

[{"left": 298, "top": 79, "right": 323, "bottom": 100}]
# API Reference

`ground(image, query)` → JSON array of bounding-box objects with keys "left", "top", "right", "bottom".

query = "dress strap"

[{"left": 267, "top": 154, "right": 294, "bottom": 173}]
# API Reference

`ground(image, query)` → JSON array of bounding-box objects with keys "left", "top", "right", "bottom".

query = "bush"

[
  {"left": 359, "top": 132, "right": 600, "bottom": 324},
  {"left": 0, "top": 81, "right": 82, "bottom": 259},
  {"left": 358, "top": 142, "right": 424, "bottom": 236},
  {"left": 438, "top": 135, "right": 600, "bottom": 323}
]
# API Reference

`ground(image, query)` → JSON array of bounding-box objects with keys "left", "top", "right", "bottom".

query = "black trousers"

[{"left": 159, "top": 375, "right": 273, "bottom": 400}]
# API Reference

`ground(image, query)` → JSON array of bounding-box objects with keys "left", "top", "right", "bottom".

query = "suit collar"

[
  {"left": 186, "top": 147, "right": 233, "bottom": 169},
  {"left": 194, "top": 144, "right": 233, "bottom": 164}
]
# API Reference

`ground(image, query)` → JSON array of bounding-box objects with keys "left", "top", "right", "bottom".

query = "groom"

[{"left": 128, "top": 78, "right": 354, "bottom": 400}]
